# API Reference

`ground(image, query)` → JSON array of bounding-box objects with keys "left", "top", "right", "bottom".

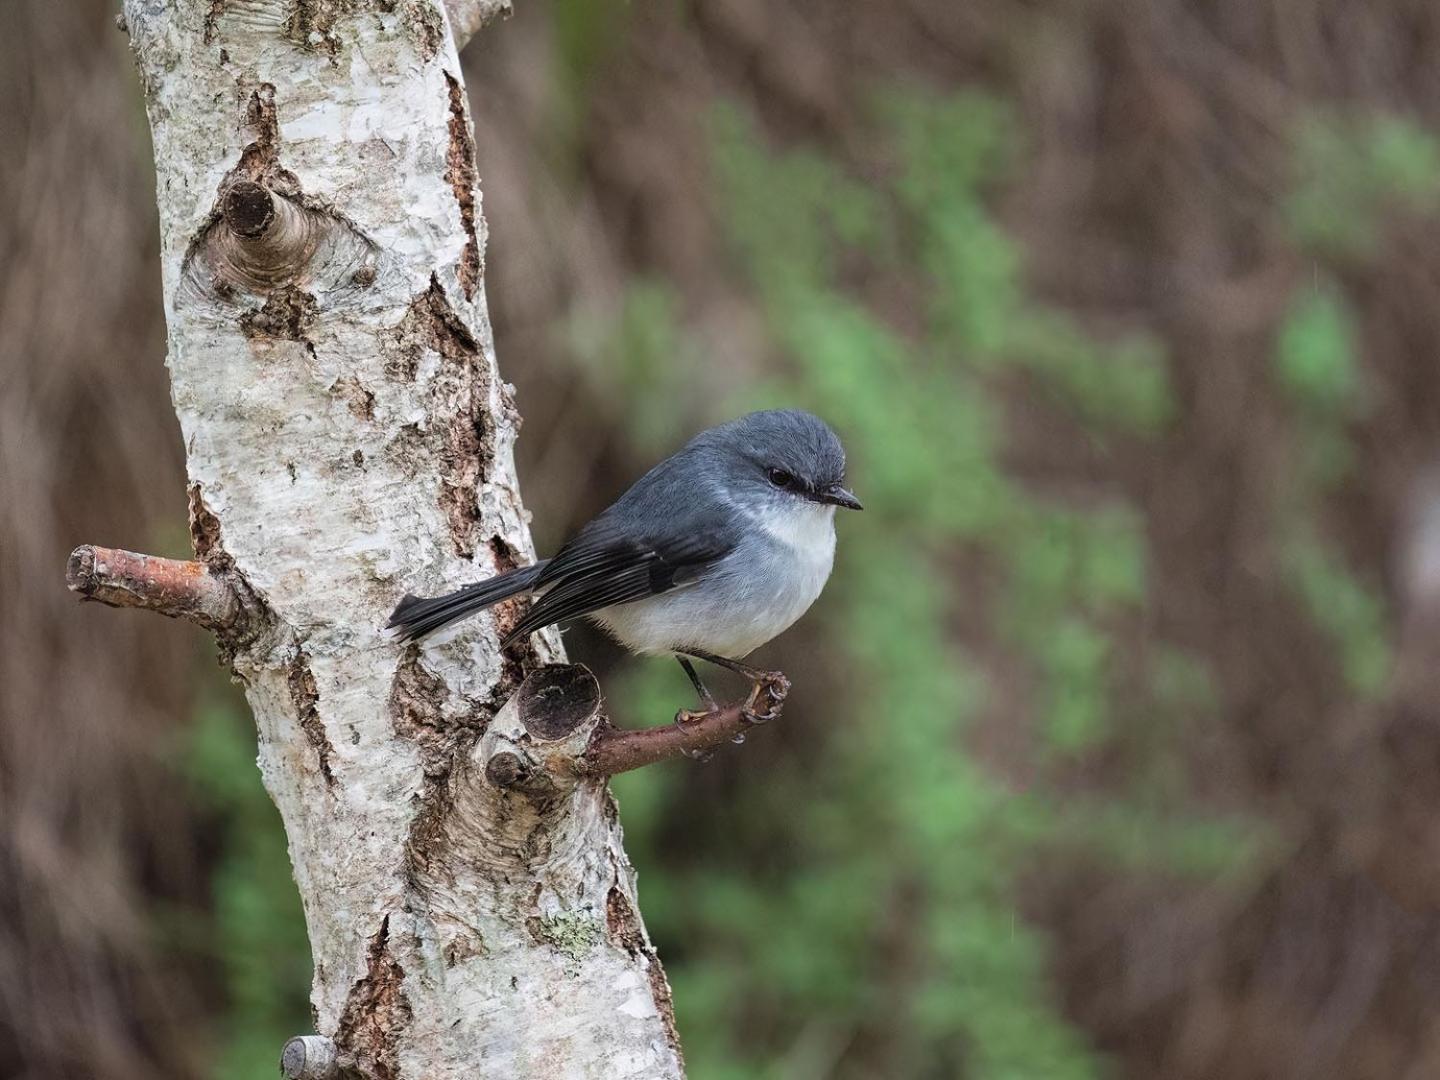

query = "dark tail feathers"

[{"left": 386, "top": 560, "right": 548, "bottom": 642}]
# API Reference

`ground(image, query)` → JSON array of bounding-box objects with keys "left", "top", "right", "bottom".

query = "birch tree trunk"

[{"left": 82, "top": 3, "right": 717, "bottom": 1075}]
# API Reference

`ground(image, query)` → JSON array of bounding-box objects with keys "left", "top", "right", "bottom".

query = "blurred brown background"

[{"left": 6, "top": 1, "right": 1440, "bottom": 1077}]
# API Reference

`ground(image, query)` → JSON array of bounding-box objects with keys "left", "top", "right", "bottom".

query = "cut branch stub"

[
  {"left": 431, "top": 666, "right": 608, "bottom": 880},
  {"left": 179, "top": 180, "right": 379, "bottom": 310},
  {"left": 472, "top": 664, "right": 605, "bottom": 797},
  {"left": 66, "top": 544, "right": 251, "bottom": 636},
  {"left": 477, "top": 665, "right": 606, "bottom": 795},
  {"left": 279, "top": 1035, "right": 339, "bottom": 1080},
  {"left": 483, "top": 750, "right": 531, "bottom": 789},
  {"left": 223, "top": 179, "right": 276, "bottom": 238},
  {"left": 204, "top": 182, "right": 322, "bottom": 292},
  {"left": 520, "top": 663, "right": 603, "bottom": 742}
]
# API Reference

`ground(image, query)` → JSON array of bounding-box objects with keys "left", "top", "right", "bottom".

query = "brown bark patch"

[
  {"left": 488, "top": 534, "right": 520, "bottom": 573},
  {"left": 285, "top": 0, "right": 441, "bottom": 57},
  {"left": 484, "top": 536, "right": 536, "bottom": 650},
  {"left": 607, "top": 886, "right": 684, "bottom": 1059},
  {"left": 394, "top": 653, "right": 528, "bottom": 886},
  {"left": 335, "top": 915, "right": 412, "bottom": 1080},
  {"left": 187, "top": 482, "right": 232, "bottom": 569},
  {"left": 390, "top": 279, "right": 494, "bottom": 558},
  {"left": 389, "top": 650, "right": 454, "bottom": 778},
  {"left": 390, "top": 650, "right": 483, "bottom": 885},
  {"left": 443, "top": 72, "right": 481, "bottom": 301},
  {"left": 443, "top": 929, "right": 485, "bottom": 968},
  {"left": 332, "top": 375, "right": 377, "bottom": 420},
  {"left": 203, "top": 0, "right": 226, "bottom": 44},
  {"left": 236, "top": 84, "right": 297, "bottom": 191},
  {"left": 239, "top": 285, "right": 317, "bottom": 344},
  {"left": 285, "top": 0, "right": 359, "bottom": 56},
  {"left": 399, "top": 0, "right": 445, "bottom": 59},
  {"left": 288, "top": 653, "right": 337, "bottom": 787}
]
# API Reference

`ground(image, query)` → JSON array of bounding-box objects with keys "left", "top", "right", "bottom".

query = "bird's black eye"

[{"left": 767, "top": 467, "right": 794, "bottom": 488}]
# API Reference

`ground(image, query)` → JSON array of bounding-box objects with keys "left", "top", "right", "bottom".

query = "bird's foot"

[{"left": 740, "top": 669, "right": 789, "bottom": 725}]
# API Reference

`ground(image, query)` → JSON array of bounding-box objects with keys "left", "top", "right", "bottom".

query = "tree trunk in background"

[{"left": 119, "top": 2, "right": 683, "bottom": 1076}]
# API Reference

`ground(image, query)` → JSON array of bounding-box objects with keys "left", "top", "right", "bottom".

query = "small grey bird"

[{"left": 386, "top": 409, "right": 860, "bottom": 713}]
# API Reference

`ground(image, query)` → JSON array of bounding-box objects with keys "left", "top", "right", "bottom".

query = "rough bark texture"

[{"left": 120, "top": 2, "right": 682, "bottom": 1076}]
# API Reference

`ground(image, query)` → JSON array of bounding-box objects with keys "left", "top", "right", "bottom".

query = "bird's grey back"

[{"left": 585, "top": 409, "right": 844, "bottom": 538}]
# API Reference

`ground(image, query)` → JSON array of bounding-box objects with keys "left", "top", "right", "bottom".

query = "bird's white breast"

[{"left": 592, "top": 501, "right": 837, "bottom": 659}]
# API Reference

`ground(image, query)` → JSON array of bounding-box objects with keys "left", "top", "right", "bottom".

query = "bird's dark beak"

[{"left": 817, "top": 485, "right": 863, "bottom": 511}]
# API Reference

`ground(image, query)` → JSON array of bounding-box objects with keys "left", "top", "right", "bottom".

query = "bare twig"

[
  {"left": 586, "top": 671, "right": 790, "bottom": 775},
  {"left": 477, "top": 663, "right": 790, "bottom": 784},
  {"left": 66, "top": 545, "right": 242, "bottom": 633}
]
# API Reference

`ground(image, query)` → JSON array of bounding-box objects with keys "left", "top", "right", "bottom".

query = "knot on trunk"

[
  {"left": 476, "top": 663, "right": 603, "bottom": 795},
  {"left": 223, "top": 179, "right": 277, "bottom": 238},
  {"left": 178, "top": 178, "right": 380, "bottom": 318},
  {"left": 411, "top": 666, "right": 605, "bottom": 885}
]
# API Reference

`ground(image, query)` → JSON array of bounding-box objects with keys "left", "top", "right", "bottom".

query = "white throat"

[{"left": 754, "top": 499, "right": 837, "bottom": 554}]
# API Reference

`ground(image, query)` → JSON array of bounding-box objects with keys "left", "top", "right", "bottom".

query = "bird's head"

[{"left": 701, "top": 409, "right": 862, "bottom": 514}]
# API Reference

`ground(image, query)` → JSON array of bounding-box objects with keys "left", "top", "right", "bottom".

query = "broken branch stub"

[
  {"left": 279, "top": 1035, "right": 339, "bottom": 1080},
  {"left": 178, "top": 182, "right": 379, "bottom": 310},
  {"left": 223, "top": 179, "right": 276, "bottom": 238},
  {"left": 66, "top": 544, "right": 248, "bottom": 635},
  {"left": 476, "top": 665, "right": 606, "bottom": 798}
]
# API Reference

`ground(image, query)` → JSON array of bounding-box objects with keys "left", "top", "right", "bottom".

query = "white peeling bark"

[{"left": 118, "top": 3, "right": 683, "bottom": 1076}]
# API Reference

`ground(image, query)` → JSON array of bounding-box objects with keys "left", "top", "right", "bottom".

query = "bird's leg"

[
  {"left": 672, "top": 656, "right": 720, "bottom": 757},
  {"left": 678, "top": 648, "right": 790, "bottom": 725},
  {"left": 677, "top": 656, "right": 718, "bottom": 711},
  {"left": 678, "top": 647, "right": 769, "bottom": 681}
]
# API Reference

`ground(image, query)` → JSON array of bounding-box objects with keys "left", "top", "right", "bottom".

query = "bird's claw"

[
  {"left": 673, "top": 708, "right": 716, "bottom": 760},
  {"left": 741, "top": 670, "right": 789, "bottom": 725},
  {"left": 673, "top": 707, "right": 708, "bottom": 733}
]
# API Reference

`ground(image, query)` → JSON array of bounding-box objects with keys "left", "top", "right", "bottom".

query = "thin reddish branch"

[
  {"left": 66, "top": 544, "right": 242, "bottom": 632},
  {"left": 484, "top": 664, "right": 791, "bottom": 780},
  {"left": 584, "top": 673, "right": 790, "bottom": 776}
]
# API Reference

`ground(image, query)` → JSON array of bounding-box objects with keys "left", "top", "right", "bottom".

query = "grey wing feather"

[{"left": 501, "top": 452, "right": 740, "bottom": 646}]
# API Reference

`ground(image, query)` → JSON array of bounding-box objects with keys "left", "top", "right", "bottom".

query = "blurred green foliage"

[
  {"left": 567, "top": 281, "right": 704, "bottom": 456},
  {"left": 1275, "top": 285, "right": 1359, "bottom": 416},
  {"left": 599, "top": 89, "right": 1258, "bottom": 1079},
  {"left": 178, "top": 694, "right": 313, "bottom": 1080},
  {"left": 1269, "top": 110, "right": 1440, "bottom": 702},
  {"left": 173, "top": 77, "right": 1440, "bottom": 1080},
  {"left": 1271, "top": 277, "right": 1389, "bottom": 695},
  {"left": 1285, "top": 112, "right": 1440, "bottom": 258}
]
